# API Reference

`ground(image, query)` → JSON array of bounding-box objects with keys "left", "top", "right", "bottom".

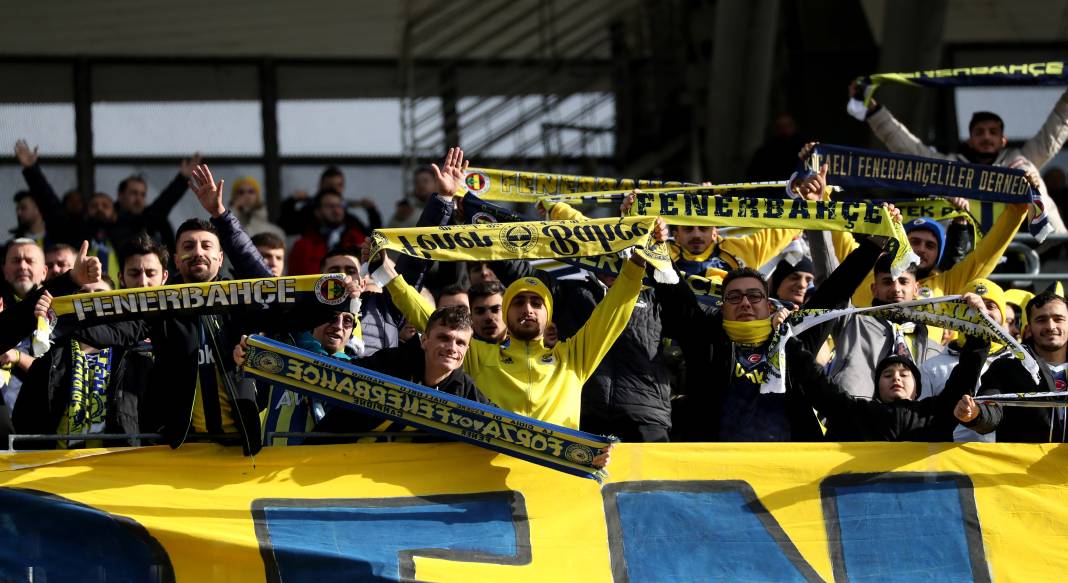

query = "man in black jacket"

[
  {"left": 71, "top": 164, "right": 353, "bottom": 455},
  {"left": 955, "top": 291, "right": 1068, "bottom": 442},
  {"left": 14, "top": 277, "right": 153, "bottom": 449}
]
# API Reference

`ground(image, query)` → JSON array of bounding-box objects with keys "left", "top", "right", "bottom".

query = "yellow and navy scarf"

[{"left": 57, "top": 340, "right": 111, "bottom": 448}]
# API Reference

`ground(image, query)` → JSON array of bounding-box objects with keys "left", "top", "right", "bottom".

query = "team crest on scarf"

[
  {"left": 464, "top": 170, "right": 491, "bottom": 195},
  {"left": 314, "top": 274, "right": 348, "bottom": 305}
]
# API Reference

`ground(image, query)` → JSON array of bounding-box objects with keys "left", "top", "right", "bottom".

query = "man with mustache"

[
  {"left": 377, "top": 222, "right": 666, "bottom": 430},
  {"left": 955, "top": 291, "right": 1068, "bottom": 442},
  {"left": 70, "top": 164, "right": 354, "bottom": 454}
]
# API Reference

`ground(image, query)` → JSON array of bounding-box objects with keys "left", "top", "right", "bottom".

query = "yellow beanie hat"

[
  {"left": 963, "top": 278, "right": 1006, "bottom": 323},
  {"left": 502, "top": 276, "right": 554, "bottom": 323}
]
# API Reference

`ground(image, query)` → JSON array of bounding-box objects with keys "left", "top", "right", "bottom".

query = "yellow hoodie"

[{"left": 386, "top": 259, "right": 644, "bottom": 429}]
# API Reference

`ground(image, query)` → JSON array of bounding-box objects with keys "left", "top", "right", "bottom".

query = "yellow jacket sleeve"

[
  {"left": 718, "top": 227, "right": 801, "bottom": 269},
  {"left": 832, "top": 230, "right": 860, "bottom": 263},
  {"left": 546, "top": 200, "right": 588, "bottom": 221},
  {"left": 936, "top": 203, "right": 1027, "bottom": 294},
  {"left": 562, "top": 257, "right": 643, "bottom": 381},
  {"left": 384, "top": 274, "right": 435, "bottom": 332}
]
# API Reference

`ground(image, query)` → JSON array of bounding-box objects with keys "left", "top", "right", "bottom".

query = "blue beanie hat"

[{"left": 904, "top": 217, "right": 946, "bottom": 265}]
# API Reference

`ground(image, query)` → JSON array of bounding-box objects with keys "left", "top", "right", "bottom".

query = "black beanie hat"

[
  {"left": 873, "top": 355, "right": 922, "bottom": 401},
  {"left": 771, "top": 256, "right": 816, "bottom": 300}
]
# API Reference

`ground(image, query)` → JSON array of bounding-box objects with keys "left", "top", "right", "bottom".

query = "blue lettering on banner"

[
  {"left": 602, "top": 480, "right": 821, "bottom": 582},
  {"left": 252, "top": 492, "right": 531, "bottom": 582},
  {"left": 0, "top": 488, "right": 175, "bottom": 582},
  {"left": 821, "top": 472, "right": 989, "bottom": 583}
]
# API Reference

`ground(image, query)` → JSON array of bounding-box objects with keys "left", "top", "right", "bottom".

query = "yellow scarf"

[{"left": 722, "top": 318, "right": 773, "bottom": 345}]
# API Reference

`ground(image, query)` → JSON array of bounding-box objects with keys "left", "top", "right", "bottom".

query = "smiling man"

[{"left": 956, "top": 291, "right": 1068, "bottom": 442}]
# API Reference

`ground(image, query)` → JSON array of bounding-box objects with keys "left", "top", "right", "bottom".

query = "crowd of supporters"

[{"left": 2, "top": 82, "right": 1068, "bottom": 457}]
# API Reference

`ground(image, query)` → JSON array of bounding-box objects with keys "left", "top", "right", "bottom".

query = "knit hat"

[
  {"left": 502, "top": 276, "right": 554, "bottom": 323},
  {"left": 963, "top": 278, "right": 1006, "bottom": 323},
  {"left": 1004, "top": 288, "right": 1035, "bottom": 331},
  {"left": 904, "top": 217, "right": 946, "bottom": 265},
  {"left": 770, "top": 256, "right": 816, "bottom": 301},
  {"left": 873, "top": 355, "right": 922, "bottom": 401},
  {"left": 230, "top": 176, "right": 263, "bottom": 205}
]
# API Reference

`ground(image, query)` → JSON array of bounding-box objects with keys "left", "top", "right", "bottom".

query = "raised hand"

[
  {"left": 234, "top": 335, "right": 249, "bottom": 366},
  {"left": 795, "top": 164, "right": 828, "bottom": 201},
  {"left": 33, "top": 291, "right": 53, "bottom": 319},
  {"left": 70, "top": 240, "right": 102, "bottom": 286},
  {"left": 431, "top": 147, "right": 470, "bottom": 198},
  {"left": 179, "top": 152, "right": 204, "bottom": 178},
  {"left": 620, "top": 189, "right": 639, "bottom": 216},
  {"left": 190, "top": 164, "right": 226, "bottom": 217},
  {"left": 591, "top": 444, "right": 612, "bottom": 469},
  {"left": 651, "top": 217, "right": 669, "bottom": 243},
  {"left": 954, "top": 394, "right": 980, "bottom": 423},
  {"left": 14, "top": 139, "right": 38, "bottom": 168}
]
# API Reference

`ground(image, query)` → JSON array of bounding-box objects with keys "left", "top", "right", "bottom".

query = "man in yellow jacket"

[{"left": 374, "top": 221, "right": 666, "bottom": 430}]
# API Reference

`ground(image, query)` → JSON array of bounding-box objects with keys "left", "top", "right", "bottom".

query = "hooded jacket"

[
  {"left": 386, "top": 258, "right": 644, "bottom": 429},
  {"left": 489, "top": 258, "right": 672, "bottom": 437},
  {"left": 787, "top": 337, "right": 987, "bottom": 441},
  {"left": 827, "top": 311, "right": 944, "bottom": 399}
]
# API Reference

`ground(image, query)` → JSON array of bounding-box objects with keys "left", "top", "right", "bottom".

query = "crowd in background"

[{"left": 2, "top": 81, "right": 1068, "bottom": 453}]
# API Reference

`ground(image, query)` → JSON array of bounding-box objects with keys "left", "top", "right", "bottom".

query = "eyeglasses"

[
  {"left": 723, "top": 290, "right": 767, "bottom": 305},
  {"left": 331, "top": 312, "right": 356, "bottom": 329}
]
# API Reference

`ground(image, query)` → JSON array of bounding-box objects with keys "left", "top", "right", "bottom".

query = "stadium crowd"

[{"left": 2, "top": 81, "right": 1068, "bottom": 459}]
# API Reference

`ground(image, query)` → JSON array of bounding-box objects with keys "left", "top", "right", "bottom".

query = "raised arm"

[
  {"left": 16, "top": 140, "right": 66, "bottom": 235},
  {"left": 930, "top": 333, "right": 988, "bottom": 436},
  {"left": 1021, "top": 87, "right": 1068, "bottom": 170},
  {"left": 849, "top": 84, "right": 956, "bottom": 161},
  {"left": 785, "top": 338, "right": 874, "bottom": 422},
  {"left": 190, "top": 164, "right": 272, "bottom": 279}
]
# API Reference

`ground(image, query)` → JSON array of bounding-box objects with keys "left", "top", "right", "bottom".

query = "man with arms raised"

[{"left": 378, "top": 225, "right": 666, "bottom": 429}]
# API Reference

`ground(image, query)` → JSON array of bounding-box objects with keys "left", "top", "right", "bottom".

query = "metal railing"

[{"left": 6, "top": 431, "right": 434, "bottom": 451}]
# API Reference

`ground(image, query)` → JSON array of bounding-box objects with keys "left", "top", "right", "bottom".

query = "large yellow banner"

[{"left": 0, "top": 442, "right": 1065, "bottom": 582}]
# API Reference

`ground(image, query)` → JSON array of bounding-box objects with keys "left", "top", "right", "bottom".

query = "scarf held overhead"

[
  {"left": 368, "top": 217, "right": 673, "bottom": 274},
  {"left": 615, "top": 192, "right": 916, "bottom": 276},
  {"left": 461, "top": 167, "right": 689, "bottom": 203},
  {"left": 857, "top": 60, "right": 1067, "bottom": 105},
  {"left": 241, "top": 335, "right": 615, "bottom": 481},
  {"left": 462, "top": 192, "right": 722, "bottom": 302},
  {"left": 789, "top": 295, "right": 1039, "bottom": 383},
  {"left": 802, "top": 143, "right": 1050, "bottom": 239}
]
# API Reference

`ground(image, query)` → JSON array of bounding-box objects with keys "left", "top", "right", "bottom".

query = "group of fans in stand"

[{"left": 2, "top": 81, "right": 1068, "bottom": 459}]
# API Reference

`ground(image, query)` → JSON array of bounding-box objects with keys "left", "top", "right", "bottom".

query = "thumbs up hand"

[{"left": 71, "top": 240, "right": 102, "bottom": 286}]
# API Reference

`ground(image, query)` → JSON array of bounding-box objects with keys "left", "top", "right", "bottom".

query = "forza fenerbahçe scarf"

[
  {"left": 367, "top": 216, "right": 674, "bottom": 275},
  {"left": 241, "top": 335, "right": 615, "bottom": 481}
]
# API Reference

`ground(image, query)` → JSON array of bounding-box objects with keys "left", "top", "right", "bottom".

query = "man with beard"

[
  {"left": 288, "top": 189, "right": 381, "bottom": 275},
  {"left": 850, "top": 83, "right": 1068, "bottom": 232},
  {"left": 792, "top": 142, "right": 1035, "bottom": 308},
  {"left": 72, "top": 164, "right": 354, "bottom": 453},
  {"left": 378, "top": 221, "right": 666, "bottom": 429},
  {"left": 955, "top": 291, "right": 1068, "bottom": 442}
]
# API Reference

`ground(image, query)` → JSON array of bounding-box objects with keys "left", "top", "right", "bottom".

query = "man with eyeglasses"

[{"left": 654, "top": 266, "right": 825, "bottom": 442}]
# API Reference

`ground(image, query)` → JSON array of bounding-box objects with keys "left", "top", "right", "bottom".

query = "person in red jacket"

[{"left": 288, "top": 189, "right": 381, "bottom": 275}]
